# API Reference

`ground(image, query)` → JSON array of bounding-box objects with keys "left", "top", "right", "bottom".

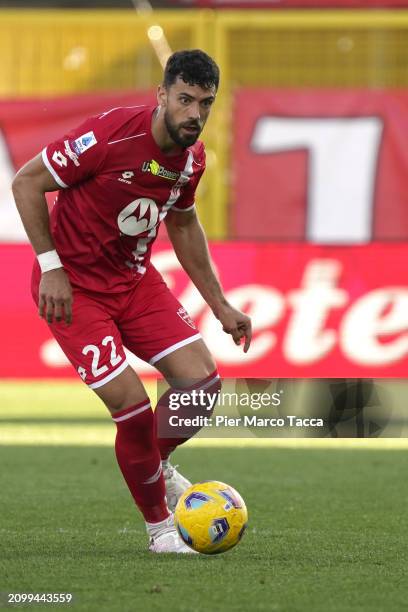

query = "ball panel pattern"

[{"left": 174, "top": 481, "right": 248, "bottom": 555}]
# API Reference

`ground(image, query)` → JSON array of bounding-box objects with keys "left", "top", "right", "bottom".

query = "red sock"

[
  {"left": 155, "top": 370, "right": 221, "bottom": 460},
  {"left": 113, "top": 400, "right": 169, "bottom": 523}
]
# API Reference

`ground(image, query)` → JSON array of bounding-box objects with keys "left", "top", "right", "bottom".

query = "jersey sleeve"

[
  {"left": 41, "top": 116, "right": 108, "bottom": 188},
  {"left": 172, "top": 145, "right": 206, "bottom": 212}
]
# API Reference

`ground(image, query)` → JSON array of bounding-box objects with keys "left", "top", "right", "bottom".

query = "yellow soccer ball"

[{"left": 174, "top": 481, "right": 248, "bottom": 554}]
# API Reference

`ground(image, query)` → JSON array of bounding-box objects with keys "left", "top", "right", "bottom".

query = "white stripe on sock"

[
  {"left": 112, "top": 402, "right": 151, "bottom": 423},
  {"left": 143, "top": 463, "right": 163, "bottom": 485}
]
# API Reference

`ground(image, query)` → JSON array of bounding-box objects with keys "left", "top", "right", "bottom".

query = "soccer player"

[{"left": 12, "top": 50, "right": 252, "bottom": 553}]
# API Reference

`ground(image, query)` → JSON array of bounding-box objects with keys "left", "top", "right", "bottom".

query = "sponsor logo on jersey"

[
  {"left": 52, "top": 150, "right": 67, "bottom": 168},
  {"left": 141, "top": 159, "right": 179, "bottom": 181},
  {"left": 117, "top": 198, "right": 159, "bottom": 236},
  {"left": 52, "top": 151, "right": 68, "bottom": 168},
  {"left": 176, "top": 307, "right": 196, "bottom": 330},
  {"left": 71, "top": 131, "right": 97, "bottom": 156},
  {"left": 118, "top": 170, "right": 134, "bottom": 185}
]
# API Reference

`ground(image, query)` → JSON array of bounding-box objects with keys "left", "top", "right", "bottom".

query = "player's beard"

[{"left": 164, "top": 110, "right": 202, "bottom": 148}]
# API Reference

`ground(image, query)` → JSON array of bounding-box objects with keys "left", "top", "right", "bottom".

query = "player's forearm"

[
  {"left": 12, "top": 176, "right": 56, "bottom": 255},
  {"left": 168, "top": 218, "right": 229, "bottom": 316}
]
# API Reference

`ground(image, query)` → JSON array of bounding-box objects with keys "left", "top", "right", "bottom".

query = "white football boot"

[
  {"left": 162, "top": 460, "right": 192, "bottom": 512},
  {"left": 147, "top": 514, "right": 197, "bottom": 554}
]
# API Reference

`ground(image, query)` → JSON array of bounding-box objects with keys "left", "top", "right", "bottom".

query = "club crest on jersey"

[
  {"left": 71, "top": 131, "right": 97, "bottom": 156},
  {"left": 177, "top": 307, "right": 196, "bottom": 330},
  {"left": 141, "top": 159, "right": 179, "bottom": 182}
]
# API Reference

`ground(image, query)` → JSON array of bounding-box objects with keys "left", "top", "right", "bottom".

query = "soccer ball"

[{"left": 174, "top": 481, "right": 248, "bottom": 554}]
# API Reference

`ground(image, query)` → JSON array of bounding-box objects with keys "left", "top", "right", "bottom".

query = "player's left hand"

[{"left": 215, "top": 304, "right": 252, "bottom": 353}]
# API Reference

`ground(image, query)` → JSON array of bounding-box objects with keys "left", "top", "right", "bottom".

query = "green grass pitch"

[{"left": 0, "top": 381, "right": 407, "bottom": 612}]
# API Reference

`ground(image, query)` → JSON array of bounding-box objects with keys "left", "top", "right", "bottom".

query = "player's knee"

[
  {"left": 110, "top": 394, "right": 150, "bottom": 414},
  {"left": 156, "top": 339, "right": 217, "bottom": 381},
  {"left": 93, "top": 370, "right": 149, "bottom": 414},
  {"left": 191, "top": 349, "right": 217, "bottom": 380},
  {"left": 99, "top": 388, "right": 150, "bottom": 414}
]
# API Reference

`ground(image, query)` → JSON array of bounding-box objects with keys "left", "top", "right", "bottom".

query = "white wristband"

[{"left": 37, "top": 249, "right": 63, "bottom": 273}]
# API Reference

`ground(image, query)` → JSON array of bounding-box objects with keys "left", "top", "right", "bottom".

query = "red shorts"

[{"left": 31, "top": 263, "right": 201, "bottom": 389}]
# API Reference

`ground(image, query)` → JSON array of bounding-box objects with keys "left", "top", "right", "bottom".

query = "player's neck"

[{"left": 151, "top": 107, "right": 184, "bottom": 156}]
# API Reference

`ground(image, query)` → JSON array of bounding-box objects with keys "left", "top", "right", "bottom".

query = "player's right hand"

[{"left": 38, "top": 268, "right": 73, "bottom": 325}]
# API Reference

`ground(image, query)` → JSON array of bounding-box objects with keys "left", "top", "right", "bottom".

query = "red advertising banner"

[
  {"left": 232, "top": 89, "right": 408, "bottom": 243},
  {"left": 4, "top": 89, "right": 408, "bottom": 244},
  {"left": 2, "top": 92, "right": 408, "bottom": 378},
  {"left": 2, "top": 242, "right": 407, "bottom": 379}
]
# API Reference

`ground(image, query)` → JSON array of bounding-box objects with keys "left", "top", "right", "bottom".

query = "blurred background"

[{"left": 1, "top": 0, "right": 408, "bottom": 381}]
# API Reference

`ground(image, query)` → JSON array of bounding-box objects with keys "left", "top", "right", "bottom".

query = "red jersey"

[{"left": 41, "top": 105, "right": 206, "bottom": 292}]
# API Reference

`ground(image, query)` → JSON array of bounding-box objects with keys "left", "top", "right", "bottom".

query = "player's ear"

[{"left": 157, "top": 84, "right": 168, "bottom": 108}]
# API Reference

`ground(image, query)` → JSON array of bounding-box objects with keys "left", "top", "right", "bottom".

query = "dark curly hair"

[{"left": 163, "top": 49, "right": 220, "bottom": 91}]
